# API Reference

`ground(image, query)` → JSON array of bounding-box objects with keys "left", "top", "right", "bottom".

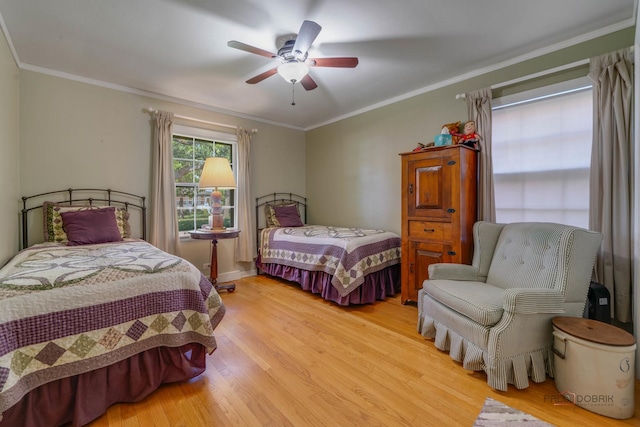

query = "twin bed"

[
  {"left": 255, "top": 193, "right": 401, "bottom": 306},
  {"left": 0, "top": 189, "right": 225, "bottom": 427}
]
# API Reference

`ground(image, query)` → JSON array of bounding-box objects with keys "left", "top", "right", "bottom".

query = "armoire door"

[{"left": 406, "top": 154, "right": 455, "bottom": 220}]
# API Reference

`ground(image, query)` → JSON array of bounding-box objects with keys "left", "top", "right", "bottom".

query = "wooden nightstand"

[{"left": 189, "top": 229, "right": 240, "bottom": 292}]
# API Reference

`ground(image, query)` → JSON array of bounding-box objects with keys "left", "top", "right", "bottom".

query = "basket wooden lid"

[{"left": 552, "top": 317, "right": 635, "bottom": 347}]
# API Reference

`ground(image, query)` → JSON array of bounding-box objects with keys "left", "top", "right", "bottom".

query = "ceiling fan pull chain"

[{"left": 291, "top": 82, "right": 296, "bottom": 106}]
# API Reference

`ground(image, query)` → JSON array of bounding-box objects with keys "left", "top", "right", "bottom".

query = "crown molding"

[{"left": 0, "top": 10, "right": 20, "bottom": 69}]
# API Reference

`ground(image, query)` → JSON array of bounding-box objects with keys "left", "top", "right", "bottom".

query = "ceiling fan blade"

[
  {"left": 292, "top": 20, "right": 322, "bottom": 59},
  {"left": 246, "top": 67, "right": 278, "bottom": 84},
  {"left": 308, "top": 57, "right": 359, "bottom": 68},
  {"left": 227, "top": 40, "right": 277, "bottom": 59},
  {"left": 300, "top": 74, "right": 318, "bottom": 91}
]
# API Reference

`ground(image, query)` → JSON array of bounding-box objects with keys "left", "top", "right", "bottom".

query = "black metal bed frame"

[
  {"left": 21, "top": 188, "right": 147, "bottom": 249},
  {"left": 254, "top": 192, "right": 307, "bottom": 249}
]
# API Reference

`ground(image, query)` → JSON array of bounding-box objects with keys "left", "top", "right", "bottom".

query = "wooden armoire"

[{"left": 399, "top": 145, "right": 477, "bottom": 303}]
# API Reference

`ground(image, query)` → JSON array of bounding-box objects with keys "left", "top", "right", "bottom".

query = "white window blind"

[{"left": 492, "top": 80, "right": 592, "bottom": 228}]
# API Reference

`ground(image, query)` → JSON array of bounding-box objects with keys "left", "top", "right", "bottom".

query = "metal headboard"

[
  {"left": 21, "top": 188, "right": 147, "bottom": 249},
  {"left": 255, "top": 192, "right": 307, "bottom": 249}
]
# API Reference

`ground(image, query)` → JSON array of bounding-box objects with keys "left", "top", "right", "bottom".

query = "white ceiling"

[{"left": 0, "top": 0, "right": 636, "bottom": 130}]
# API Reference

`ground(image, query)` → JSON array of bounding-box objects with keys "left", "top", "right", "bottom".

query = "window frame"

[{"left": 172, "top": 124, "right": 238, "bottom": 237}]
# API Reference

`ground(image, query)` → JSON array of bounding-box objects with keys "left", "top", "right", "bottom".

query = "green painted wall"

[{"left": 0, "top": 29, "right": 20, "bottom": 266}]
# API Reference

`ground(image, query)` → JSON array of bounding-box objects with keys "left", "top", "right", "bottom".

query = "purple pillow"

[
  {"left": 61, "top": 206, "right": 123, "bottom": 246},
  {"left": 273, "top": 204, "right": 304, "bottom": 227}
]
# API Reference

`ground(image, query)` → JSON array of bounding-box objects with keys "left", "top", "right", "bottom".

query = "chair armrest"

[
  {"left": 503, "top": 288, "right": 565, "bottom": 314},
  {"left": 428, "top": 263, "right": 485, "bottom": 281}
]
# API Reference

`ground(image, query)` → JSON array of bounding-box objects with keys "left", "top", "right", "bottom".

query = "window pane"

[
  {"left": 194, "top": 188, "right": 210, "bottom": 230},
  {"left": 173, "top": 136, "right": 193, "bottom": 160},
  {"left": 215, "top": 143, "right": 232, "bottom": 161},
  {"left": 196, "top": 187, "right": 210, "bottom": 208},
  {"left": 174, "top": 159, "right": 194, "bottom": 184},
  {"left": 223, "top": 189, "right": 235, "bottom": 228},
  {"left": 223, "top": 207, "right": 235, "bottom": 228},
  {"left": 492, "top": 88, "right": 592, "bottom": 229},
  {"left": 220, "top": 189, "right": 234, "bottom": 207},
  {"left": 194, "top": 139, "right": 214, "bottom": 161},
  {"left": 176, "top": 187, "right": 195, "bottom": 232},
  {"left": 193, "top": 160, "right": 205, "bottom": 183}
]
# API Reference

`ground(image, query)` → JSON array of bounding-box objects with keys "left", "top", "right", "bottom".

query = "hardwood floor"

[{"left": 89, "top": 275, "right": 639, "bottom": 426}]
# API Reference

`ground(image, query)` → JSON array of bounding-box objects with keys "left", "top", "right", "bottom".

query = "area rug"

[{"left": 473, "top": 397, "right": 555, "bottom": 426}]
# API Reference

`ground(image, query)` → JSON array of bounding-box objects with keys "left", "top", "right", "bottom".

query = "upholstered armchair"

[{"left": 417, "top": 221, "right": 602, "bottom": 391}]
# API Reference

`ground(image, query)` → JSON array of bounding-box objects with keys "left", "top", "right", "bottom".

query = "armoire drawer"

[{"left": 408, "top": 220, "right": 452, "bottom": 240}]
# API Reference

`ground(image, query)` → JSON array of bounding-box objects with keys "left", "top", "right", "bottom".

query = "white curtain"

[
  {"left": 588, "top": 48, "right": 634, "bottom": 323},
  {"left": 150, "top": 111, "right": 181, "bottom": 255},
  {"left": 236, "top": 128, "right": 255, "bottom": 262},
  {"left": 466, "top": 88, "right": 495, "bottom": 222}
]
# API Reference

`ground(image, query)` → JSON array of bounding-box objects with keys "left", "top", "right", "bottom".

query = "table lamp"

[{"left": 198, "top": 157, "right": 236, "bottom": 230}]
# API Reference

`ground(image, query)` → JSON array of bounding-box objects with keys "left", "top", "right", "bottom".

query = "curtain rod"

[
  {"left": 456, "top": 47, "right": 635, "bottom": 100},
  {"left": 144, "top": 107, "right": 257, "bottom": 133},
  {"left": 455, "top": 59, "right": 589, "bottom": 100}
]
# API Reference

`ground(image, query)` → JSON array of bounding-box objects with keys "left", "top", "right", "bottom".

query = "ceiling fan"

[{"left": 227, "top": 20, "right": 359, "bottom": 93}]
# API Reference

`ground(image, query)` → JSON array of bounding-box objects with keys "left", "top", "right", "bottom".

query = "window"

[
  {"left": 172, "top": 125, "right": 237, "bottom": 235},
  {"left": 492, "top": 78, "right": 592, "bottom": 229}
]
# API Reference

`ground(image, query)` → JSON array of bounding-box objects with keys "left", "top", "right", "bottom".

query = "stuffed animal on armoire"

[{"left": 442, "top": 121, "right": 461, "bottom": 145}]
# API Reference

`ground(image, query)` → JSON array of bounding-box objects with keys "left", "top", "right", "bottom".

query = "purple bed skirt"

[
  {"left": 256, "top": 256, "right": 400, "bottom": 305},
  {"left": 0, "top": 343, "right": 208, "bottom": 427}
]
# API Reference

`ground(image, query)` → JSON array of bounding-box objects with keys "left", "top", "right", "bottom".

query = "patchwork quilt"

[
  {"left": 0, "top": 240, "right": 225, "bottom": 417},
  {"left": 259, "top": 225, "right": 401, "bottom": 296}
]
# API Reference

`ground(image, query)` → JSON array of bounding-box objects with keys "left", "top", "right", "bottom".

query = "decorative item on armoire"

[
  {"left": 453, "top": 120, "right": 481, "bottom": 150},
  {"left": 441, "top": 121, "right": 462, "bottom": 144},
  {"left": 434, "top": 126, "right": 453, "bottom": 146}
]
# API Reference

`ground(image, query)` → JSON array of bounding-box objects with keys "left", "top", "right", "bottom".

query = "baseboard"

[{"left": 215, "top": 268, "right": 257, "bottom": 284}]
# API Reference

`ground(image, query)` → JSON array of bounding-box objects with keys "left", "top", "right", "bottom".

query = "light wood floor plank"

[
  {"left": 88, "top": 275, "right": 640, "bottom": 426},
  {"left": 132, "top": 393, "right": 171, "bottom": 427}
]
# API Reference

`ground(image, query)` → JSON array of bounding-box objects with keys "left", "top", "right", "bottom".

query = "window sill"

[{"left": 179, "top": 233, "right": 196, "bottom": 242}]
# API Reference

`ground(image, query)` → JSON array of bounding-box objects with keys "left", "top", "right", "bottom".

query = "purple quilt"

[
  {"left": 259, "top": 225, "right": 401, "bottom": 296},
  {"left": 0, "top": 240, "right": 225, "bottom": 418}
]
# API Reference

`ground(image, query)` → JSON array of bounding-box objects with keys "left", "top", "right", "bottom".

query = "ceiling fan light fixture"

[{"left": 277, "top": 62, "right": 309, "bottom": 83}]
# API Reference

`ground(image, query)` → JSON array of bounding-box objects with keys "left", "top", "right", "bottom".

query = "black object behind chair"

[{"left": 583, "top": 281, "right": 611, "bottom": 324}]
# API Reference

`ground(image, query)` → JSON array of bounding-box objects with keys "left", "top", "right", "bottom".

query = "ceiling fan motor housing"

[{"left": 277, "top": 39, "right": 307, "bottom": 62}]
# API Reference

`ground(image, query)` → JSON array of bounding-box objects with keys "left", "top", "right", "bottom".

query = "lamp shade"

[
  {"left": 198, "top": 157, "right": 236, "bottom": 189},
  {"left": 277, "top": 62, "right": 309, "bottom": 83}
]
